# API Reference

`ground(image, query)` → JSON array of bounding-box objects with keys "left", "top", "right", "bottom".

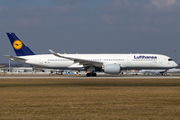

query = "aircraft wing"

[
  {"left": 167, "top": 68, "right": 180, "bottom": 73},
  {"left": 0, "top": 65, "right": 5, "bottom": 68},
  {"left": 49, "top": 49, "right": 103, "bottom": 67},
  {"left": 4, "top": 55, "right": 27, "bottom": 62},
  {"left": 139, "top": 69, "right": 166, "bottom": 75}
]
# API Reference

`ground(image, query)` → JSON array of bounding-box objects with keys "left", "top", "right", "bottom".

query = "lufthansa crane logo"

[{"left": 13, "top": 40, "right": 23, "bottom": 50}]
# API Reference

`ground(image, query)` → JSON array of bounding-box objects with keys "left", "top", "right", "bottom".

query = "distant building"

[{"left": 11, "top": 67, "right": 33, "bottom": 73}]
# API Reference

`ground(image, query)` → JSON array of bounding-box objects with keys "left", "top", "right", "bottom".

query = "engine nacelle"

[{"left": 102, "top": 64, "right": 121, "bottom": 74}]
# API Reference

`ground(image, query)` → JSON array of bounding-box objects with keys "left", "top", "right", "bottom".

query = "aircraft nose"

[{"left": 174, "top": 62, "right": 178, "bottom": 67}]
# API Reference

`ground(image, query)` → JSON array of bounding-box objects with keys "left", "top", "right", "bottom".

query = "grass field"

[{"left": 0, "top": 78, "right": 180, "bottom": 120}]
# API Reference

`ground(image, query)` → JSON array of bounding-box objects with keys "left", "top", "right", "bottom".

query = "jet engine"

[{"left": 102, "top": 64, "right": 121, "bottom": 74}]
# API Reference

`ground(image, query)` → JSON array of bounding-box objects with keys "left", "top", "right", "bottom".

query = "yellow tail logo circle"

[{"left": 13, "top": 40, "right": 23, "bottom": 50}]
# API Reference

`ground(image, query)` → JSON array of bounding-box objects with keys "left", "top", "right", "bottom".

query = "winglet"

[
  {"left": 49, "top": 49, "right": 71, "bottom": 60},
  {"left": 49, "top": 49, "right": 60, "bottom": 57},
  {"left": 49, "top": 49, "right": 56, "bottom": 54}
]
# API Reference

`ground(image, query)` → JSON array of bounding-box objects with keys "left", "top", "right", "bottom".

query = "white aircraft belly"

[{"left": 44, "top": 61, "right": 74, "bottom": 68}]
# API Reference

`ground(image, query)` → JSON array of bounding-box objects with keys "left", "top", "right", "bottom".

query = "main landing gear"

[
  {"left": 86, "top": 72, "right": 97, "bottom": 77},
  {"left": 86, "top": 67, "right": 97, "bottom": 77}
]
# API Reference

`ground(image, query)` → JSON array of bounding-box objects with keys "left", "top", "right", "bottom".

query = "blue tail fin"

[{"left": 7, "top": 32, "right": 35, "bottom": 56}]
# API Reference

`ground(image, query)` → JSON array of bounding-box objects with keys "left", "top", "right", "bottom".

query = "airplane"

[
  {"left": 139, "top": 68, "right": 180, "bottom": 76},
  {"left": 4, "top": 32, "right": 178, "bottom": 77}
]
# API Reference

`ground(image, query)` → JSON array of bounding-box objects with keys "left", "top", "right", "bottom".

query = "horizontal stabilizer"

[{"left": 4, "top": 55, "right": 27, "bottom": 62}]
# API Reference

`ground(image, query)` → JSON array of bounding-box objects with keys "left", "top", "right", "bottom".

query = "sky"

[{"left": 0, "top": 0, "right": 180, "bottom": 63}]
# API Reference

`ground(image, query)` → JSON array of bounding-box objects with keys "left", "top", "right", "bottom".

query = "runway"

[{"left": 1, "top": 75, "right": 180, "bottom": 79}]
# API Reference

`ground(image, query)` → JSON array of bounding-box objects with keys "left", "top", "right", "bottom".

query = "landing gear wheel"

[
  {"left": 92, "top": 73, "right": 97, "bottom": 76},
  {"left": 86, "top": 72, "right": 97, "bottom": 77},
  {"left": 86, "top": 73, "right": 91, "bottom": 77}
]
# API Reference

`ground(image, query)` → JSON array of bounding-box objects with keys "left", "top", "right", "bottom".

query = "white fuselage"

[{"left": 16, "top": 53, "right": 177, "bottom": 71}]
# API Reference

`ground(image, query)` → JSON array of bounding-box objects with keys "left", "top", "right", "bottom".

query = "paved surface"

[{"left": 0, "top": 75, "right": 180, "bottom": 79}]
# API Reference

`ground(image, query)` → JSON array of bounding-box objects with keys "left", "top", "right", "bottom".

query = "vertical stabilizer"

[{"left": 7, "top": 33, "right": 35, "bottom": 56}]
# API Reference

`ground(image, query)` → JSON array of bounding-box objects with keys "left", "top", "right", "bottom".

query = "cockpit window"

[{"left": 168, "top": 59, "right": 173, "bottom": 61}]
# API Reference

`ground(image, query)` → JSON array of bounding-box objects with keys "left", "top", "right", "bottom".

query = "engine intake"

[{"left": 102, "top": 64, "right": 121, "bottom": 74}]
